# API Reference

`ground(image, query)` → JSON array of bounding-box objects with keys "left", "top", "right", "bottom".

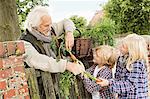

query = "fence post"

[
  {"left": 41, "top": 72, "right": 56, "bottom": 99},
  {"left": 25, "top": 68, "right": 40, "bottom": 99}
]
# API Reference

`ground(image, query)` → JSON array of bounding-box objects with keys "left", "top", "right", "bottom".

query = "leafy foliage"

[
  {"left": 88, "top": 18, "right": 117, "bottom": 46},
  {"left": 70, "top": 15, "right": 87, "bottom": 29},
  {"left": 104, "top": 0, "right": 150, "bottom": 35},
  {"left": 59, "top": 71, "right": 74, "bottom": 98},
  {"left": 70, "top": 15, "right": 117, "bottom": 46},
  {"left": 70, "top": 15, "right": 88, "bottom": 37},
  {"left": 49, "top": 34, "right": 75, "bottom": 98}
]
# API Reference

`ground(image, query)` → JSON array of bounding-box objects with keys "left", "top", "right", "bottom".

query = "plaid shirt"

[
  {"left": 109, "top": 55, "right": 148, "bottom": 99},
  {"left": 80, "top": 66, "right": 114, "bottom": 99}
]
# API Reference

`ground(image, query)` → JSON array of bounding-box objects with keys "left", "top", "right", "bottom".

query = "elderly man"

[{"left": 20, "top": 5, "right": 85, "bottom": 75}]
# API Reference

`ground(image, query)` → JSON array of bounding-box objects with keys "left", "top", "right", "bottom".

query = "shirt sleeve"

[
  {"left": 63, "top": 19, "right": 75, "bottom": 32},
  {"left": 81, "top": 67, "right": 112, "bottom": 93},
  {"left": 82, "top": 77, "right": 102, "bottom": 93},
  {"left": 52, "top": 19, "right": 75, "bottom": 36},
  {"left": 109, "top": 61, "right": 144, "bottom": 94},
  {"left": 23, "top": 41, "right": 67, "bottom": 73}
]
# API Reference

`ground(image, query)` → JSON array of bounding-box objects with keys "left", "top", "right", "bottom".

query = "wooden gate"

[{"left": 25, "top": 55, "right": 93, "bottom": 99}]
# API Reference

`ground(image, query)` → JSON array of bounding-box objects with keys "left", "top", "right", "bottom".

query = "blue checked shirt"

[
  {"left": 109, "top": 55, "right": 148, "bottom": 99},
  {"left": 80, "top": 65, "right": 114, "bottom": 99}
]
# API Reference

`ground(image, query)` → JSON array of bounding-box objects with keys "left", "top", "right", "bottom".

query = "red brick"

[
  {"left": 25, "top": 95, "right": 30, "bottom": 99},
  {"left": 3, "top": 89, "right": 16, "bottom": 98},
  {"left": 14, "top": 56, "right": 24, "bottom": 66},
  {"left": 0, "top": 59, "right": 3, "bottom": 68},
  {"left": 16, "top": 42, "right": 25, "bottom": 55},
  {"left": 3, "top": 58, "right": 14, "bottom": 68},
  {"left": 14, "top": 66, "right": 25, "bottom": 73},
  {"left": 0, "top": 42, "right": 5, "bottom": 57},
  {"left": 0, "top": 68, "right": 13, "bottom": 79},
  {"left": 7, "top": 42, "right": 16, "bottom": 56},
  {"left": 0, "top": 81, "right": 6, "bottom": 90},
  {"left": 3, "top": 56, "right": 24, "bottom": 67},
  {"left": 18, "top": 85, "right": 29, "bottom": 95}
]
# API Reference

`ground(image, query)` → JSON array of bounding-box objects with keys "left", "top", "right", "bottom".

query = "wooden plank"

[
  {"left": 51, "top": 73, "right": 62, "bottom": 99},
  {"left": 41, "top": 72, "right": 56, "bottom": 99},
  {"left": 35, "top": 70, "right": 41, "bottom": 77},
  {"left": 25, "top": 68, "right": 40, "bottom": 99}
]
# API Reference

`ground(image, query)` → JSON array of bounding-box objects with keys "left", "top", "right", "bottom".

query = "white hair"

[{"left": 25, "top": 5, "right": 50, "bottom": 32}]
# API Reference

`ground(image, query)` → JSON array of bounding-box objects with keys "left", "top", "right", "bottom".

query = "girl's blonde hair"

[
  {"left": 141, "top": 35, "right": 150, "bottom": 95},
  {"left": 120, "top": 34, "right": 148, "bottom": 71},
  {"left": 92, "top": 45, "right": 118, "bottom": 68},
  {"left": 142, "top": 35, "right": 150, "bottom": 49}
]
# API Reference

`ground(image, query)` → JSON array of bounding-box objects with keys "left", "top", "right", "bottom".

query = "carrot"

[
  {"left": 66, "top": 50, "right": 98, "bottom": 81},
  {"left": 96, "top": 79, "right": 102, "bottom": 82},
  {"left": 66, "top": 50, "right": 77, "bottom": 62}
]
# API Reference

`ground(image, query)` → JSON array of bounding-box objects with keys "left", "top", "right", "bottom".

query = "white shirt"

[{"left": 92, "top": 66, "right": 101, "bottom": 99}]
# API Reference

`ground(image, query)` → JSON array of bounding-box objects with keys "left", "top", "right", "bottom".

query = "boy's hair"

[
  {"left": 119, "top": 33, "right": 149, "bottom": 71},
  {"left": 92, "top": 45, "right": 118, "bottom": 68}
]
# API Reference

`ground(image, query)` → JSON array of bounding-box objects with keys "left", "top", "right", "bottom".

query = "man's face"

[{"left": 37, "top": 15, "right": 52, "bottom": 36}]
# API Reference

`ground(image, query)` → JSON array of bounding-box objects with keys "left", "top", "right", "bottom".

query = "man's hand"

[
  {"left": 65, "top": 32, "right": 74, "bottom": 51},
  {"left": 96, "top": 78, "right": 109, "bottom": 87},
  {"left": 66, "top": 61, "right": 85, "bottom": 75}
]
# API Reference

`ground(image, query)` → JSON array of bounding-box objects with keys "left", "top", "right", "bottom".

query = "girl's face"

[
  {"left": 93, "top": 51, "right": 101, "bottom": 65},
  {"left": 119, "top": 44, "right": 128, "bottom": 55}
]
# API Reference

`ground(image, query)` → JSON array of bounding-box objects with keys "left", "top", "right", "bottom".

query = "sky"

[{"left": 49, "top": 0, "right": 108, "bottom": 23}]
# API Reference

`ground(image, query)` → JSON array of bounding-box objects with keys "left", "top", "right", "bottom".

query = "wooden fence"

[{"left": 25, "top": 56, "right": 93, "bottom": 99}]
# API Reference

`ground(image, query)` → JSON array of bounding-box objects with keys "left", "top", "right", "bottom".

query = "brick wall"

[{"left": 0, "top": 41, "right": 30, "bottom": 99}]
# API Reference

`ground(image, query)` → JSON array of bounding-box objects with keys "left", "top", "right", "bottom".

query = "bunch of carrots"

[{"left": 67, "top": 50, "right": 102, "bottom": 83}]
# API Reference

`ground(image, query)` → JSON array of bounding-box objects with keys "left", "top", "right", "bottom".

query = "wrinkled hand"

[
  {"left": 96, "top": 78, "right": 109, "bottom": 87},
  {"left": 65, "top": 32, "right": 74, "bottom": 51},
  {"left": 66, "top": 61, "right": 85, "bottom": 75}
]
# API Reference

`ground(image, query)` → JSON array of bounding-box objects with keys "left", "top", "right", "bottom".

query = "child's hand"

[{"left": 96, "top": 78, "right": 109, "bottom": 87}]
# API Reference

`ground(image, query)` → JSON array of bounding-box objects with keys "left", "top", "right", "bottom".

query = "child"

[
  {"left": 80, "top": 45, "right": 118, "bottom": 99},
  {"left": 142, "top": 35, "right": 150, "bottom": 97},
  {"left": 97, "top": 34, "right": 149, "bottom": 98}
]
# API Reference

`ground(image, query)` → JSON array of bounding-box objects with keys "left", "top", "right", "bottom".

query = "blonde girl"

[
  {"left": 142, "top": 35, "right": 150, "bottom": 97},
  {"left": 80, "top": 45, "right": 118, "bottom": 99},
  {"left": 97, "top": 34, "right": 149, "bottom": 98}
]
